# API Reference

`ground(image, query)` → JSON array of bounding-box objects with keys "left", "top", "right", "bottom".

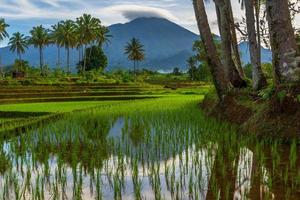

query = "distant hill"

[{"left": 0, "top": 17, "right": 272, "bottom": 71}]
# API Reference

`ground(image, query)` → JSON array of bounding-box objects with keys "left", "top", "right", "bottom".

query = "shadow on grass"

[{"left": 0, "top": 111, "right": 52, "bottom": 118}]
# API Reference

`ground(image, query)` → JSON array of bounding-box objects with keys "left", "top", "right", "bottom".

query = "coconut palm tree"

[
  {"left": 0, "top": 19, "right": 9, "bottom": 75},
  {"left": 193, "top": 0, "right": 230, "bottom": 100},
  {"left": 59, "top": 20, "right": 77, "bottom": 73},
  {"left": 8, "top": 32, "right": 28, "bottom": 60},
  {"left": 214, "top": 0, "right": 246, "bottom": 88},
  {"left": 242, "top": 0, "right": 267, "bottom": 90},
  {"left": 0, "top": 19, "right": 9, "bottom": 42},
  {"left": 266, "top": 0, "right": 299, "bottom": 83},
  {"left": 124, "top": 38, "right": 145, "bottom": 74},
  {"left": 51, "top": 22, "right": 63, "bottom": 68},
  {"left": 29, "top": 25, "right": 51, "bottom": 75},
  {"left": 95, "top": 26, "right": 112, "bottom": 48},
  {"left": 76, "top": 14, "right": 100, "bottom": 74}
]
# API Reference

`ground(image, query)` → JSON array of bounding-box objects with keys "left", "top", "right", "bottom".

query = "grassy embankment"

[{"left": 202, "top": 85, "right": 300, "bottom": 140}]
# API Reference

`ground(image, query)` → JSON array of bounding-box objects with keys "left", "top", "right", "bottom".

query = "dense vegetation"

[{"left": 193, "top": 0, "right": 300, "bottom": 136}]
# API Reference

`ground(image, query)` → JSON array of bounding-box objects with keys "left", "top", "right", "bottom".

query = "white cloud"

[{"left": 102, "top": 5, "right": 179, "bottom": 21}]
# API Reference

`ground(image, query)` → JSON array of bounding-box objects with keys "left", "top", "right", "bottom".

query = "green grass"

[{"left": 0, "top": 101, "right": 121, "bottom": 113}]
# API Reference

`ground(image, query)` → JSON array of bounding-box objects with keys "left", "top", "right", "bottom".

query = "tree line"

[
  {"left": 0, "top": 14, "right": 111, "bottom": 76},
  {"left": 193, "top": 0, "right": 300, "bottom": 100},
  {"left": 0, "top": 14, "right": 147, "bottom": 77}
]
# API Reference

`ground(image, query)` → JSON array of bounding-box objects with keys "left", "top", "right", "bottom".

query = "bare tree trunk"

[
  {"left": 255, "top": 0, "right": 262, "bottom": 62},
  {"left": 225, "top": 0, "right": 246, "bottom": 78},
  {"left": 215, "top": 0, "right": 246, "bottom": 88},
  {"left": 83, "top": 45, "right": 87, "bottom": 75},
  {"left": 245, "top": 0, "right": 267, "bottom": 90},
  {"left": 57, "top": 45, "right": 61, "bottom": 68},
  {"left": 193, "top": 0, "right": 230, "bottom": 100},
  {"left": 266, "top": 0, "right": 300, "bottom": 83},
  {"left": 67, "top": 47, "right": 70, "bottom": 74},
  {"left": 39, "top": 46, "right": 43, "bottom": 76}
]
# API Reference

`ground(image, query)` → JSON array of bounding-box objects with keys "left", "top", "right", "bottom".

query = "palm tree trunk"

[
  {"left": 245, "top": 0, "right": 267, "bottom": 90},
  {"left": 57, "top": 45, "right": 61, "bottom": 68},
  {"left": 39, "top": 46, "right": 43, "bottom": 76},
  {"left": 83, "top": 45, "right": 87, "bottom": 75},
  {"left": 67, "top": 47, "right": 70, "bottom": 74},
  {"left": 0, "top": 54, "right": 3, "bottom": 78},
  {"left": 225, "top": 0, "right": 246, "bottom": 78},
  {"left": 215, "top": 0, "right": 246, "bottom": 88},
  {"left": 255, "top": 0, "right": 262, "bottom": 63},
  {"left": 266, "top": 0, "right": 299, "bottom": 84},
  {"left": 193, "top": 0, "right": 230, "bottom": 100}
]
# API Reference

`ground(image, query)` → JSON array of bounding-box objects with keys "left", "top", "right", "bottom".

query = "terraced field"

[{"left": 0, "top": 83, "right": 209, "bottom": 136}]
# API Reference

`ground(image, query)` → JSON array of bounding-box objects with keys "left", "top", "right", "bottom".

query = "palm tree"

[
  {"left": 8, "top": 32, "right": 29, "bottom": 73},
  {"left": 266, "top": 0, "right": 299, "bottom": 83},
  {"left": 8, "top": 32, "right": 28, "bottom": 60},
  {"left": 29, "top": 25, "right": 51, "bottom": 75},
  {"left": 0, "top": 19, "right": 9, "bottom": 75},
  {"left": 59, "top": 20, "right": 77, "bottom": 73},
  {"left": 193, "top": 0, "right": 230, "bottom": 100},
  {"left": 95, "top": 26, "right": 112, "bottom": 48},
  {"left": 243, "top": 0, "right": 267, "bottom": 90},
  {"left": 214, "top": 0, "right": 246, "bottom": 88},
  {"left": 0, "top": 19, "right": 9, "bottom": 42},
  {"left": 124, "top": 38, "right": 145, "bottom": 74},
  {"left": 76, "top": 14, "right": 100, "bottom": 74},
  {"left": 226, "top": 0, "right": 245, "bottom": 79},
  {"left": 51, "top": 23, "right": 63, "bottom": 68}
]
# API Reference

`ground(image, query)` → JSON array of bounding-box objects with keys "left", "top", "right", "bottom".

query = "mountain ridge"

[{"left": 0, "top": 17, "right": 272, "bottom": 71}]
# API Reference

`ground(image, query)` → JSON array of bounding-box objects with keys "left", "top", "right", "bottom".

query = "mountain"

[
  {"left": 0, "top": 17, "right": 272, "bottom": 71},
  {"left": 238, "top": 41, "right": 272, "bottom": 64}
]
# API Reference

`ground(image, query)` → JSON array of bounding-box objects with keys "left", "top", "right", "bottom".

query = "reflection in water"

[
  {"left": 0, "top": 104, "right": 298, "bottom": 199},
  {"left": 234, "top": 148, "right": 253, "bottom": 199}
]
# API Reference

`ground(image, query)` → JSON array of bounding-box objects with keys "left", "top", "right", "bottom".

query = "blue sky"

[{"left": 0, "top": 0, "right": 299, "bottom": 47}]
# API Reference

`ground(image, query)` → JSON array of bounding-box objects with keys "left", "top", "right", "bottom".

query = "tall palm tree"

[
  {"left": 193, "top": 0, "right": 230, "bottom": 100},
  {"left": 59, "top": 20, "right": 77, "bottom": 73},
  {"left": 8, "top": 32, "right": 28, "bottom": 60},
  {"left": 0, "top": 19, "right": 9, "bottom": 42},
  {"left": 29, "top": 25, "right": 51, "bottom": 75},
  {"left": 0, "top": 19, "right": 9, "bottom": 75},
  {"left": 51, "top": 22, "right": 63, "bottom": 68},
  {"left": 124, "top": 38, "right": 145, "bottom": 74},
  {"left": 95, "top": 26, "right": 112, "bottom": 48},
  {"left": 8, "top": 32, "right": 29, "bottom": 72},
  {"left": 266, "top": 0, "right": 299, "bottom": 83},
  {"left": 76, "top": 14, "right": 100, "bottom": 74},
  {"left": 243, "top": 0, "right": 267, "bottom": 90},
  {"left": 214, "top": 0, "right": 246, "bottom": 88}
]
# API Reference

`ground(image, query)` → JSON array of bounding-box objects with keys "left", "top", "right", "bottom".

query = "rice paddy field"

[{"left": 0, "top": 83, "right": 299, "bottom": 199}]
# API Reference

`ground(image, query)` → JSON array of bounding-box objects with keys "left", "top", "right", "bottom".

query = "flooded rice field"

[{"left": 0, "top": 96, "right": 299, "bottom": 199}]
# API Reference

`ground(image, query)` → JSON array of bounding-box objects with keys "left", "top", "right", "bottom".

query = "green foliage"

[
  {"left": 258, "top": 84, "right": 275, "bottom": 100},
  {"left": 109, "top": 69, "right": 134, "bottom": 83},
  {"left": 262, "top": 63, "right": 273, "bottom": 79},
  {"left": 78, "top": 46, "right": 108, "bottom": 72},
  {"left": 297, "top": 95, "right": 300, "bottom": 103},
  {"left": 244, "top": 64, "right": 252, "bottom": 79},
  {"left": 243, "top": 63, "right": 273, "bottom": 80},
  {"left": 277, "top": 90, "right": 287, "bottom": 103},
  {"left": 12, "top": 59, "right": 30, "bottom": 74},
  {"left": 172, "top": 67, "right": 181, "bottom": 76}
]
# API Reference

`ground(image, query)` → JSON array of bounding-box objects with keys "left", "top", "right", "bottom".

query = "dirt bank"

[{"left": 201, "top": 87, "right": 300, "bottom": 141}]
